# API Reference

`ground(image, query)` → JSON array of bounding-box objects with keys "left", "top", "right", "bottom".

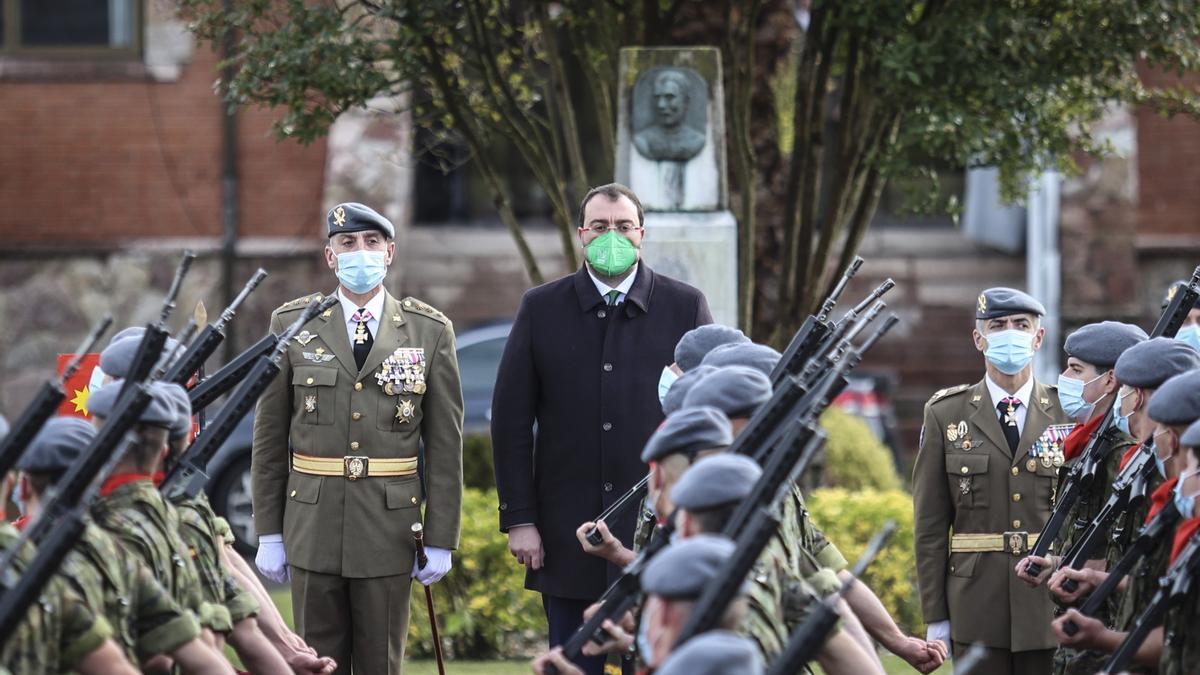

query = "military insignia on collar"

[
  {"left": 977, "top": 293, "right": 987, "bottom": 315},
  {"left": 294, "top": 331, "right": 317, "bottom": 346},
  {"left": 377, "top": 348, "right": 427, "bottom": 396},
  {"left": 395, "top": 399, "right": 415, "bottom": 424},
  {"left": 302, "top": 351, "right": 336, "bottom": 363}
]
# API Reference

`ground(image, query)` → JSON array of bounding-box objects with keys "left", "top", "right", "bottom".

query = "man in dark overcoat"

[{"left": 491, "top": 183, "right": 712, "bottom": 675}]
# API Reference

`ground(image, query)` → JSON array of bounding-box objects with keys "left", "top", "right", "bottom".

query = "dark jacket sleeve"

[{"left": 490, "top": 295, "right": 540, "bottom": 531}]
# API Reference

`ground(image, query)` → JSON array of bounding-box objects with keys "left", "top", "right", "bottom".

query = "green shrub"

[
  {"left": 462, "top": 433, "right": 495, "bottom": 490},
  {"left": 407, "top": 487, "right": 546, "bottom": 658},
  {"left": 819, "top": 408, "right": 901, "bottom": 491},
  {"left": 806, "top": 487, "right": 923, "bottom": 636}
]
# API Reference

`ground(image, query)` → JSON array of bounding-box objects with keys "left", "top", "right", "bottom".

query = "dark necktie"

[
  {"left": 998, "top": 397, "right": 1021, "bottom": 453},
  {"left": 605, "top": 290, "right": 621, "bottom": 306},
  {"left": 351, "top": 308, "right": 374, "bottom": 371}
]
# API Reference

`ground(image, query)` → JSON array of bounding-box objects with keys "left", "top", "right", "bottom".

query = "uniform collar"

[
  {"left": 337, "top": 286, "right": 386, "bottom": 324},
  {"left": 99, "top": 472, "right": 154, "bottom": 497},
  {"left": 984, "top": 373, "right": 1034, "bottom": 409}
]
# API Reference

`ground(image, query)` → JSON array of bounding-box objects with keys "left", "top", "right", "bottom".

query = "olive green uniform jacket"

[
  {"left": 252, "top": 290, "right": 464, "bottom": 577},
  {"left": 912, "top": 378, "right": 1069, "bottom": 651}
]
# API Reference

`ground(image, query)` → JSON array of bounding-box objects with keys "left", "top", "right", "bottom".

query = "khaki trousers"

[
  {"left": 292, "top": 567, "right": 413, "bottom": 675},
  {"left": 953, "top": 641, "right": 1054, "bottom": 675}
]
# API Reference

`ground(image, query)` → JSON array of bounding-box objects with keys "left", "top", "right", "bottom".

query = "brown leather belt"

[
  {"left": 291, "top": 452, "right": 417, "bottom": 481},
  {"left": 951, "top": 532, "right": 1040, "bottom": 556}
]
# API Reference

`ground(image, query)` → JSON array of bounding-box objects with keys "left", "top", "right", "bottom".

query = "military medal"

[
  {"left": 396, "top": 399, "right": 415, "bottom": 424},
  {"left": 376, "top": 347, "right": 427, "bottom": 396},
  {"left": 959, "top": 477, "right": 971, "bottom": 495},
  {"left": 961, "top": 439, "right": 972, "bottom": 450},
  {"left": 294, "top": 330, "right": 317, "bottom": 346},
  {"left": 354, "top": 324, "right": 369, "bottom": 345},
  {"left": 304, "top": 395, "right": 317, "bottom": 413},
  {"left": 946, "top": 424, "right": 959, "bottom": 443},
  {"left": 1027, "top": 459, "right": 1038, "bottom": 472}
]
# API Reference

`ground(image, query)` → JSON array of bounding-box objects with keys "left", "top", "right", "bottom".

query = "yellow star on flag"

[{"left": 70, "top": 387, "right": 90, "bottom": 416}]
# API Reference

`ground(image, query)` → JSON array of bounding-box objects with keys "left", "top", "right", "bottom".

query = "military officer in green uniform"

[
  {"left": 912, "top": 287, "right": 1070, "bottom": 675},
  {"left": 252, "top": 201, "right": 464, "bottom": 674}
]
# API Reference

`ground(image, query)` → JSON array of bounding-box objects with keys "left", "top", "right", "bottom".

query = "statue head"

[{"left": 652, "top": 70, "right": 690, "bottom": 129}]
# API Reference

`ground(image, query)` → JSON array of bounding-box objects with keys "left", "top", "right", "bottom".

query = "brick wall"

[{"left": 1137, "top": 65, "right": 1200, "bottom": 239}]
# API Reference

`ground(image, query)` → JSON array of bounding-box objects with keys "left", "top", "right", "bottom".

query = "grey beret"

[
  {"left": 327, "top": 202, "right": 395, "bottom": 239},
  {"left": 157, "top": 382, "right": 193, "bottom": 440},
  {"left": 99, "top": 334, "right": 181, "bottom": 380},
  {"left": 1162, "top": 280, "right": 1200, "bottom": 310},
  {"left": 88, "top": 380, "right": 179, "bottom": 428},
  {"left": 976, "top": 287, "right": 1046, "bottom": 319},
  {"left": 657, "top": 631, "right": 764, "bottom": 675},
  {"left": 663, "top": 365, "right": 717, "bottom": 415},
  {"left": 642, "top": 535, "right": 736, "bottom": 599},
  {"left": 1064, "top": 321, "right": 1148, "bottom": 369},
  {"left": 641, "top": 406, "right": 733, "bottom": 463},
  {"left": 700, "top": 342, "right": 782, "bottom": 379},
  {"left": 1115, "top": 338, "right": 1200, "bottom": 389},
  {"left": 16, "top": 416, "right": 96, "bottom": 474},
  {"left": 671, "top": 454, "right": 762, "bottom": 512},
  {"left": 674, "top": 325, "right": 750, "bottom": 372},
  {"left": 682, "top": 366, "right": 773, "bottom": 418},
  {"left": 1181, "top": 417, "right": 1200, "bottom": 448},
  {"left": 1147, "top": 369, "right": 1200, "bottom": 426},
  {"left": 0, "top": 415, "right": 8, "bottom": 443}
]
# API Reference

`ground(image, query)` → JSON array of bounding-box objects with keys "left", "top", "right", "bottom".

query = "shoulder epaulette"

[
  {"left": 928, "top": 384, "right": 971, "bottom": 405},
  {"left": 276, "top": 293, "right": 324, "bottom": 314},
  {"left": 401, "top": 296, "right": 450, "bottom": 324}
]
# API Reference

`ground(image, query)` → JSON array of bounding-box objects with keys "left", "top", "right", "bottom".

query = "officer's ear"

[
  {"left": 1031, "top": 324, "right": 1046, "bottom": 352},
  {"left": 971, "top": 327, "right": 987, "bottom": 353},
  {"left": 385, "top": 239, "right": 396, "bottom": 266},
  {"left": 324, "top": 242, "right": 337, "bottom": 271}
]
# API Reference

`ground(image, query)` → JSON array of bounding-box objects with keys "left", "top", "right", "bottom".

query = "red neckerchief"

[
  {"left": 1146, "top": 477, "right": 1180, "bottom": 525},
  {"left": 1063, "top": 413, "right": 1106, "bottom": 462},
  {"left": 1169, "top": 517, "right": 1200, "bottom": 565},
  {"left": 1118, "top": 443, "right": 1143, "bottom": 472},
  {"left": 12, "top": 515, "right": 29, "bottom": 531},
  {"left": 151, "top": 471, "right": 165, "bottom": 488},
  {"left": 99, "top": 473, "right": 154, "bottom": 497}
]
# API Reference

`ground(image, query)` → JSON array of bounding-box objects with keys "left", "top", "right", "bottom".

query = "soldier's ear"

[
  {"left": 1031, "top": 325, "right": 1046, "bottom": 352},
  {"left": 385, "top": 240, "right": 397, "bottom": 266},
  {"left": 324, "top": 244, "right": 337, "bottom": 270},
  {"left": 971, "top": 328, "right": 987, "bottom": 353}
]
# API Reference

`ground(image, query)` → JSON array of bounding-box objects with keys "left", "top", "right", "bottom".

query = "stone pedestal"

[{"left": 616, "top": 47, "right": 738, "bottom": 326}]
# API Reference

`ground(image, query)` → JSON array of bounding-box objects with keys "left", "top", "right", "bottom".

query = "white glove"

[
  {"left": 926, "top": 620, "right": 950, "bottom": 648},
  {"left": 255, "top": 533, "right": 291, "bottom": 584},
  {"left": 413, "top": 547, "right": 452, "bottom": 586}
]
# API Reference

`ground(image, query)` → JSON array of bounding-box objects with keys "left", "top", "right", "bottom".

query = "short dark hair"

[
  {"left": 577, "top": 183, "right": 644, "bottom": 229},
  {"left": 689, "top": 502, "right": 739, "bottom": 534}
]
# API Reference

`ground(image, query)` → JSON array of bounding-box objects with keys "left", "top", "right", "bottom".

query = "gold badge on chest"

[
  {"left": 395, "top": 399, "right": 416, "bottom": 424},
  {"left": 947, "top": 421, "right": 973, "bottom": 451},
  {"left": 377, "top": 347, "right": 427, "bottom": 396},
  {"left": 294, "top": 331, "right": 317, "bottom": 346},
  {"left": 304, "top": 395, "right": 317, "bottom": 414}
]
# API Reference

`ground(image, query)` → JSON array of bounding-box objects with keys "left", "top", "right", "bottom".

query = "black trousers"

[{"left": 544, "top": 594, "right": 626, "bottom": 675}]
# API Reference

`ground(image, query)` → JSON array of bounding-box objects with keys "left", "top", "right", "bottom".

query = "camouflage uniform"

[
  {"left": 784, "top": 486, "right": 847, "bottom": 596},
  {"left": 1105, "top": 462, "right": 1163, "bottom": 573},
  {"left": 91, "top": 479, "right": 216, "bottom": 630},
  {"left": 1159, "top": 539, "right": 1200, "bottom": 675},
  {"left": 172, "top": 492, "right": 260, "bottom": 628},
  {"left": 1052, "top": 433, "right": 1134, "bottom": 675},
  {"left": 62, "top": 521, "right": 201, "bottom": 663},
  {"left": 739, "top": 532, "right": 829, "bottom": 673},
  {"left": 0, "top": 523, "right": 114, "bottom": 674}
]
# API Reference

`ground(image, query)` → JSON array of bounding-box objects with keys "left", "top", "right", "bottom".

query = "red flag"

[{"left": 56, "top": 353, "right": 103, "bottom": 419}]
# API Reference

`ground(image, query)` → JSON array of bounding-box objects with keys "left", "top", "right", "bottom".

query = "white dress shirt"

[
  {"left": 984, "top": 374, "right": 1034, "bottom": 435},
  {"left": 337, "top": 287, "right": 384, "bottom": 345},
  {"left": 586, "top": 263, "right": 639, "bottom": 305}
]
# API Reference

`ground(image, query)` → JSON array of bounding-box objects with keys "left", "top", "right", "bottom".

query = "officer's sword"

[{"left": 412, "top": 522, "right": 447, "bottom": 675}]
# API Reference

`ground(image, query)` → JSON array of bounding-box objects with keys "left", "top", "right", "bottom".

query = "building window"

[{"left": 2, "top": 0, "right": 140, "bottom": 57}]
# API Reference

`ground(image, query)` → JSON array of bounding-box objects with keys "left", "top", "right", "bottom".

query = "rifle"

[
  {"left": 1062, "top": 499, "right": 1181, "bottom": 636},
  {"left": 119, "top": 250, "right": 196, "bottom": 398},
  {"left": 1102, "top": 527, "right": 1200, "bottom": 674},
  {"left": 0, "top": 315, "right": 111, "bottom": 479},
  {"left": 161, "top": 296, "right": 336, "bottom": 501},
  {"left": 764, "top": 521, "right": 896, "bottom": 675},
  {"left": 770, "top": 256, "right": 862, "bottom": 386},
  {"left": 164, "top": 268, "right": 268, "bottom": 386},
  {"left": 1057, "top": 442, "right": 1158, "bottom": 591},
  {"left": 188, "top": 333, "right": 276, "bottom": 411},
  {"left": 584, "top": 476, "right": 648, "bottom": 547},
  {"left": 1025, "top": 272, "right": 1199, "bottom": 579}
]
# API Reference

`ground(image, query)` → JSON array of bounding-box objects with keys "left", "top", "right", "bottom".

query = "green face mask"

[{"left": 585, "top": 230, "right": 639, "bottom": 277}]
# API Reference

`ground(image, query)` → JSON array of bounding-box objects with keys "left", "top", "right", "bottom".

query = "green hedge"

[
  {"left": 462, "top": 433, "right": 496, "bottom": 490},
  {"left": 407, "top": 487, "right": 546, "bottom": 659},
  {"left": 806, "top": 487, "right": 923, "bottom": 636},
  {"left": 819, "top": 408, "right": 901, "bottom": 491}
]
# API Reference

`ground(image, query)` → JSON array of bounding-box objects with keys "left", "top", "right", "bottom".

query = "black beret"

[
  {"left": 642, "top": 535, "right": 737, "bottom": 599},
  {"left": 88, "top": 380, "right": 179, "bottom": 428},
  {"left": 671, "top": 454, "right": 762, "bottom": 512},
  {"left": 976, "top": 287, "right": 1046, "bottom": 320},
  {"left": 1115, "top": 338, "right": 1200, "bottom": 389},
  {"left": 641, "top": 406, "right": 733, "bottom": 463},
  {"left": 662, "top": 365, "right": 717, "bottom": 416},
  {"left": 99, "top": 333, "right": 181, "bottom": 380},
  {"left": 326, "top": 202, "right": 395, "bottom": 239},
  {"left": 1064, "top": 321, "right": 1148, "bottom": 369},
  {"left": 16, "top": 416, "right": 96, "bottom": 474},
  {"left": 1161, "top": 280, "right": 1200, "bottom": 310},
  {"left": 656, "top": 631, "right": 763, "bottom": 675},
  {"left": 1147, "top": 369, "right": 1200, "bottom": 426},
  {"left": 682, "top": 366, "right": 773, "bottom": 418},
  {"left": 700, "top": 342, "right": 782, "bottom": 379},
  {"left": 674, "top": 325, "right": 750, "bottom": 372},
  {"left": 1181, "top": 417, "right": 1200, "bottom": 448}
]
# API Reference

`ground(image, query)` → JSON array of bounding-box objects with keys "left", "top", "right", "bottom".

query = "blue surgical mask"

[
  {"left": 1176, "top": 325, "right": 1200, "bottom": 352},
  {"left": 1056, "top": 372, "right": 1107, "bottom": 422},
  {"left": 1173, "top": 468, "right": 1199, "bottom": 519},
  {"left": 658, "top": 367, "right": 679, "bottom": 406},
  {"left": 335, "top": 250, "right": 387, "bottom": 294},
  {"left": 1113, "top": 389, "right": 1135, "bottom": 436},
  {"left": 11, "top": 479, "right": 24, "bottom": 518},
  {"left": 636, "top": 619, "right": 653, "bottom": 664},
  {"left": 1152, "top": 429, "right": 1171, "bottom": 478},
  {"left": 984, "top": 329, "right": 1036, "bottom": 375}
]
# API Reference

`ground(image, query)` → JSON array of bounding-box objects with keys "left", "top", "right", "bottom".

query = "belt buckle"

[
  {"left": 344, "top": 456, "right": 368, "bottom": 481},
  {"left": 1004, "top": 531, "right": 1029, "bottom": 556}
]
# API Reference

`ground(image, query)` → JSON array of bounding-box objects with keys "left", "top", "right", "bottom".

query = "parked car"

[{"left": 205, "top": 321, "right": 513, "bottom": 554}]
